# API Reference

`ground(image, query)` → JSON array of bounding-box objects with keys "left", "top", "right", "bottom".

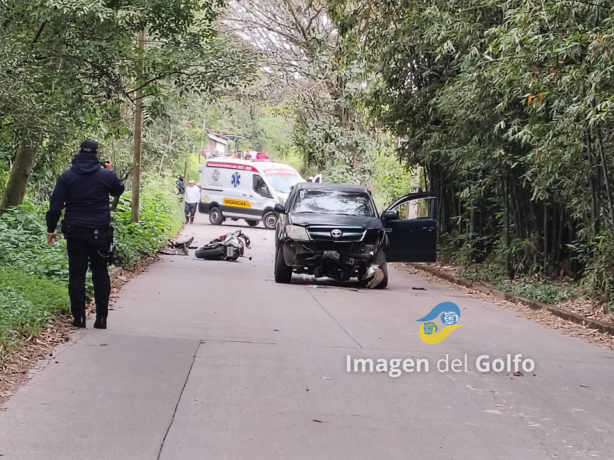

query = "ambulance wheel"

[
  {"left": 209, "top": 207, "right": 224, "bottom": 225},
  {"left": 246, "top": 220, "right": 260, "bottom": 227},
  {"left": 263, "top": 211, "right": 277, "bottom": 230}
]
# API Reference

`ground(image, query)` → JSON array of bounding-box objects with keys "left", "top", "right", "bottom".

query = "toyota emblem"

[{"left": 331, "top": 229, "right": 343, "bottom": 238}]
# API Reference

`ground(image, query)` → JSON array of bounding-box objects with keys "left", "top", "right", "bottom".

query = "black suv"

[{"left": 273, "top": 183, "right": 437, "bottom": 289}]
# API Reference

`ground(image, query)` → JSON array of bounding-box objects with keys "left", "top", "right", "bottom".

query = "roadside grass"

[
  {"left": 0, "top": 267, "right": 70, "bottom": 354},
  {"left": 458, "top": 265, "right": 579, "bottom": 305}
]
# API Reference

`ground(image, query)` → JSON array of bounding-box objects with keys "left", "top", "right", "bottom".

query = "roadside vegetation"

[{"left": 0, "top": 180, "right": 183, "bottom": 356}]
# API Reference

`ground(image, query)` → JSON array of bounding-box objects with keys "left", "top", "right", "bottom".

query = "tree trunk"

[
  {"left": 131, "top": 29, "right": 145, "bottom": 223},
  {"left": 586, "top": 130, "right": 600, "bottom": 235},
  {"left": 543, "top": 201, "right": 549, "bottom": 274},
  {"left": 597, "top": 130, "right": 614, "bottom": 233},
  {"left": 0, "top": 134, "right": 39, "bottom": 212},
  {"left": 502, "top": 174, "right": 512, "bottom": 278}
]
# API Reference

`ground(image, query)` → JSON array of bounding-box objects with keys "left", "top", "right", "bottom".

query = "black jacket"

[{"left": 46, "top": 154, "right": 125, "bottom": 232}]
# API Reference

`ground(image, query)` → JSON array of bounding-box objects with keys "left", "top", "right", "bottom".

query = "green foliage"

[
  {"left": 0, "top": 203, "right": 69, "bottom": 282},
  {"left": 330, "top": 0, "right": 614, "bottom": 298},
  {"left": 113, "top": 178, "right": 184, "bottom": 267},
  {"left": 0, "top": 267, "right": 69, "bottom": 352},
  {"left": 459, "top": 265, "right": 577, "bottom": 304},
  {"left": 369, "top": 142, "right": 413, "bottom": 209},
  {"left": 0, "top": 0, "right": 256, "bottom": 208}
]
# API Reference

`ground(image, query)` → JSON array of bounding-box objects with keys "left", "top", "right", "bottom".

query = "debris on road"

[{"left": 159, "top": 237, "right": 194, "bottom": 256}]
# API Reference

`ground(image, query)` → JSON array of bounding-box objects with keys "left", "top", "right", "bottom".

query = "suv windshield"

[{"left": 292, "top": 189, "right": 375, "bottom": 216}]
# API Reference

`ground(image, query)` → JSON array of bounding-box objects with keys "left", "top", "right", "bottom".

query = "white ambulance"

[{"left": 198, "top": 159, "right": 304, "bottom": 229}]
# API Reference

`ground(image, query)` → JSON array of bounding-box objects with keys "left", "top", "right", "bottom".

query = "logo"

[
  {"left": 231, "top": 172, "right": 241, "bottom": 187},
  {"left": 417, "top": 302, "right": 462, "bottom": 344},
  {"left": 331, "top": 229, "right": 343, "bottom": 238},
  {"left": 212, "top": 169, "right": 220, "bottom": 182}
]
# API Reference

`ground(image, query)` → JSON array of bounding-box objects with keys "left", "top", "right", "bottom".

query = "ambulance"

[{"left": 198, "top": 159, "right": 304, "bottom": 229}]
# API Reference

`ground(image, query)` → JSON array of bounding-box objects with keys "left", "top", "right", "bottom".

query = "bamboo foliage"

[{"left": 330, "top": 0, "right": 614, "bottom": 298}]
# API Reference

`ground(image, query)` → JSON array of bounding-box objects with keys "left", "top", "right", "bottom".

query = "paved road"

[{"left": 1, "top": 220, "right": 614, "bottom": 459}]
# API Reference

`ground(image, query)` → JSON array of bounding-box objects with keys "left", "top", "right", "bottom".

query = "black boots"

[
  {"left": 94, "top": 318, "right": 107, "bottom": 330},
  {"left": 71, "top": 316, "right": 107, "bottom": 329},
  {"left": 72, "top": 316, "right": 86, "bottom": 328}
]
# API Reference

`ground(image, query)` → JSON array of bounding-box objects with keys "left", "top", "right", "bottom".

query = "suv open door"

[{"left": 382, "top": 192, "right": 437, "bottom": 262}]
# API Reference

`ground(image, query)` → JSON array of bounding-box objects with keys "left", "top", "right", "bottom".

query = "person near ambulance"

[{"left": 184, "top": 179, "right": 200, "bottom": 224}]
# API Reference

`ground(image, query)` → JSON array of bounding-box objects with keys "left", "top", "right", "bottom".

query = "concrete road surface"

[{"left": 1, "top": 219, "right": 614, "bottom": 460}]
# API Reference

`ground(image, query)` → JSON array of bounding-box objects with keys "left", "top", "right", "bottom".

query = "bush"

[
  {"left": 0, "top": 267, "right": 69, "bottom": 351},
  {"left": 0, "top": 203, "right": 69, "bottom": 283}
]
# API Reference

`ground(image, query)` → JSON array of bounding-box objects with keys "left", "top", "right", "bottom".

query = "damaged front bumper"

[{"left": 280, "top": 238, "right": 386, "bottom": 285}]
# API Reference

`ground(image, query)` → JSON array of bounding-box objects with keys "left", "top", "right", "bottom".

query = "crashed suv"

[{"left": 273, "top": 183, "right": 437, "bottom": 289}]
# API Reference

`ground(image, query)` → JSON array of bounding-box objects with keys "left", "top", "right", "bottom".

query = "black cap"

[{"left": 79, "top": 139, "right": 99, "bottom": 154}]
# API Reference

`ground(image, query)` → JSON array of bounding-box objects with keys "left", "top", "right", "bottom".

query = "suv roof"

[{"left": 293, "top": 182, "right": 370, "bottom": 194}]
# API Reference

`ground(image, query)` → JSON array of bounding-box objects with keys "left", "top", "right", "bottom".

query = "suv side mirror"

[
  {"left": 382, "top": 210, "right": 399, "bottom": 220},
  {"left": 274, "top": 203, "right": 285, "bottom": 214}
]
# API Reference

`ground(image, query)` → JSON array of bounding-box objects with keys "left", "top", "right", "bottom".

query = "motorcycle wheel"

[{"left": 195, "top": 246, "right": 225, "bottom": 259}]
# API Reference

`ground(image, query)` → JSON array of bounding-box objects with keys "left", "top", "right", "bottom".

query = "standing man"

[
  {"left": 46, "top": 140, "right": 124, "bottom": 329},
  {"left": 184, "top": 179, "right": 200, "bottom": 224},
  {"left": 176, "top": 175, "right": 185, "bottom": 196}
]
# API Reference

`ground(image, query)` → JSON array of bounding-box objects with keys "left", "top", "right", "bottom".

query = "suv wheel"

[
  {"left": 373, "top": 263, "right": 389, "bottom": 289},
  {"left": 263, "top": 211, "right": 277, "bottom": 230},
  {"left": 274, "top": 246, "right": 293, "bottom": 284}
]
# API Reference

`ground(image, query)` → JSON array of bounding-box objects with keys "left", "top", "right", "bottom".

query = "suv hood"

[{"left": 290, "top": 213, "right": 383, "bottom": 229}]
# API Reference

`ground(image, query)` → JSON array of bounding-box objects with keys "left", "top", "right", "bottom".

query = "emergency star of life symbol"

[{"left": 231, "top": 172, "right": 241, "bottom": 187}]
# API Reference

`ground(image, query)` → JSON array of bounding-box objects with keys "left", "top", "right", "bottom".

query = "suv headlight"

[{"left": 286, "top": 225, "right": 310, "bottom": 241}]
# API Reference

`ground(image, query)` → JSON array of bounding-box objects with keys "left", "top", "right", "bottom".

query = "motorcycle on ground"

[{"left": 195, "top": 230, "right": 252, "bottom": 261}]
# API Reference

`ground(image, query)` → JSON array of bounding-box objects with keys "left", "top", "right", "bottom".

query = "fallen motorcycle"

[{"left": 195, "top": 230, "right": 252, "bottom": 261}]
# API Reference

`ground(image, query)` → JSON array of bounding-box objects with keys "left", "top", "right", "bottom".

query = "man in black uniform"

[{"left": 46, "top": 140, "right": 124, "bottom": 329}]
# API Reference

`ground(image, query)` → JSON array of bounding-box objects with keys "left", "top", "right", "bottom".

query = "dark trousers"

[
  {"left": 65, "top": 227, "right": 111, "bottom": 320},
  {"left": 185, "top": 202, "right": 197, "bottom": 223}
]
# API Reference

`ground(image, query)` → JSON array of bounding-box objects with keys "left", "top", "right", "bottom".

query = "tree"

[
  {"left": 330, "top": 0, "right": 614, "bottom": 297},
  {"left": 0, "top": 0, "right": 254, "bottom": 211},
  {"left": 223, "top": 0, "right": 376, "bottom": 183}
]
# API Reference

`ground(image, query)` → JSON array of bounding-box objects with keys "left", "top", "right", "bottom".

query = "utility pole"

[
  {"left": 131, "top": 29, "right": 145, "bottom": 223},
  {"left": 199, "top": 104, "right": 208, "bottom": 164}
]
